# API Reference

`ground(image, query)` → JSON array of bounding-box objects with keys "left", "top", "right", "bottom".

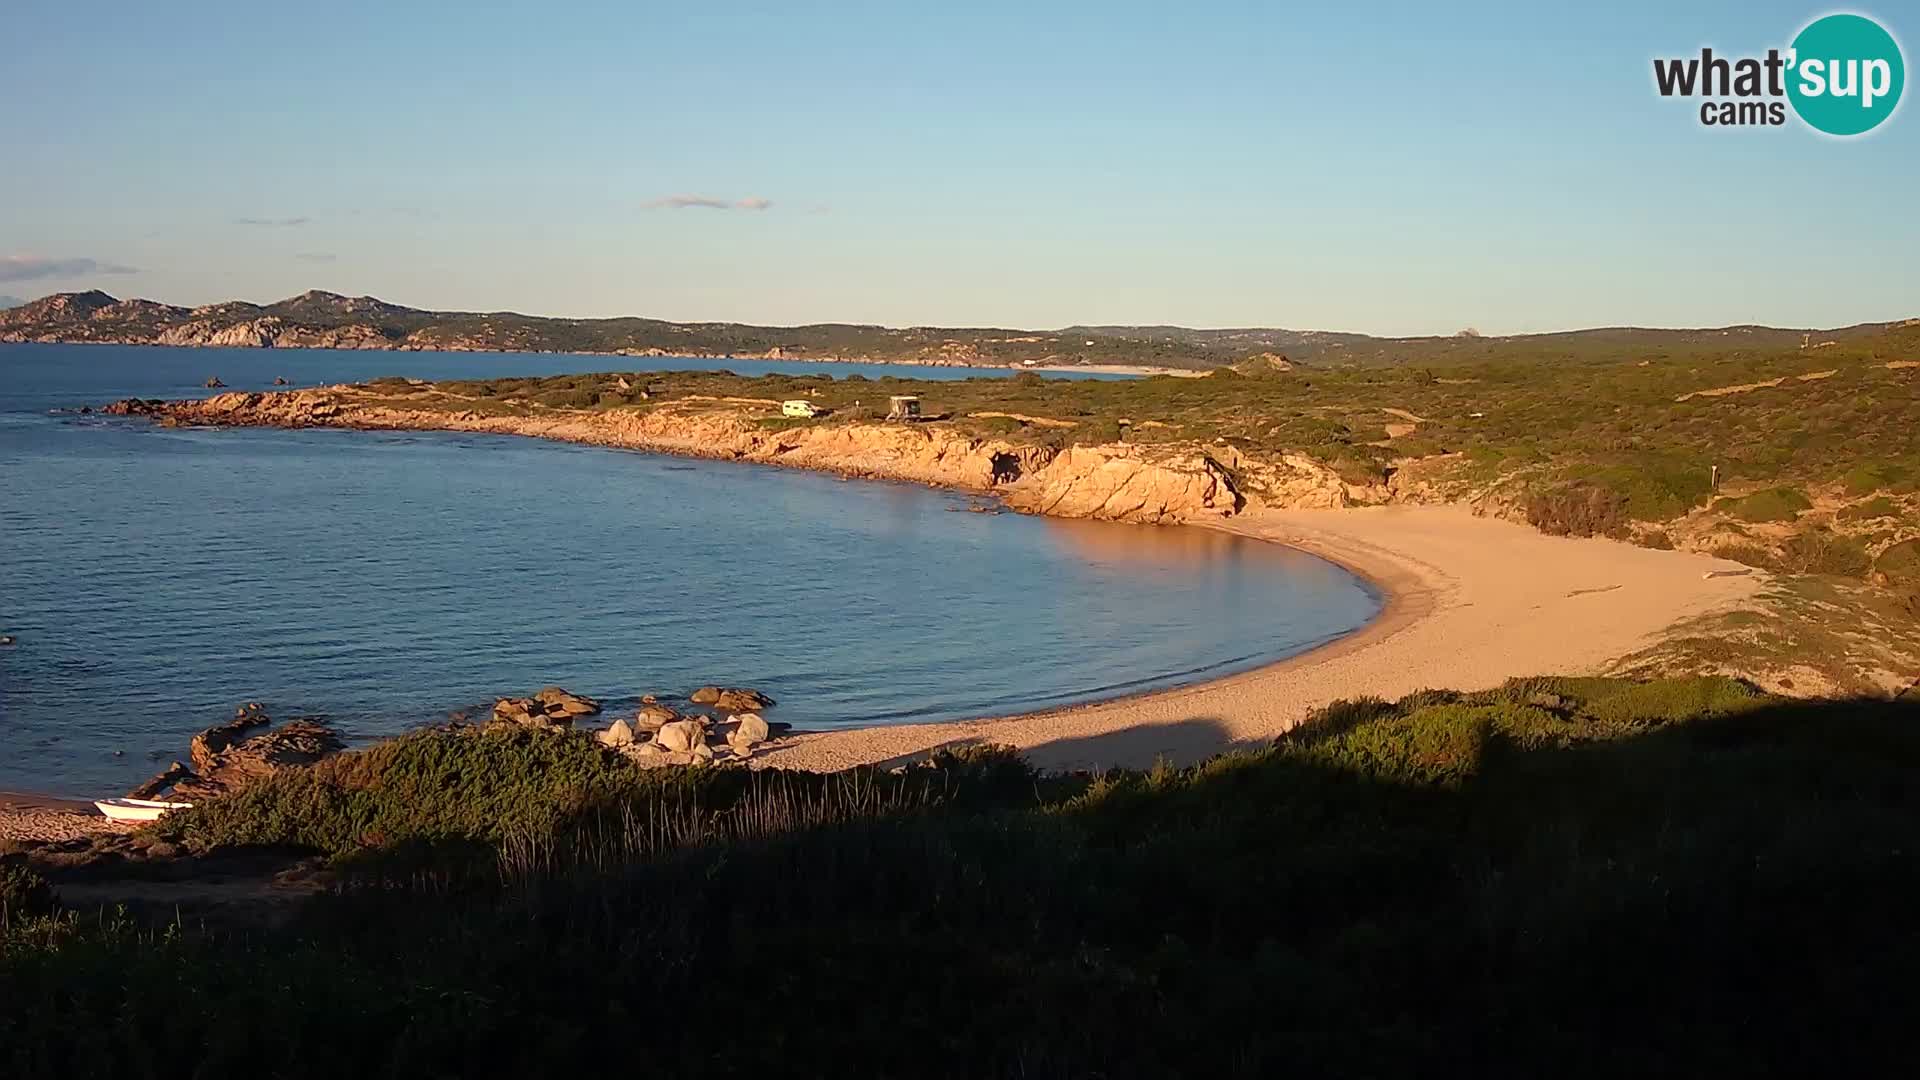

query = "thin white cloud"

[
  {"left": 643, "top": 194, "right": 775, "bottom": 211},
  {"left": 294, "top": 252, "right": 338, "bottom": 263},
  {"left": 0, "top": 255, "right": 138, "bottom": 282},
  {"left": 235, "top": 216, "right": 312, "bottom": 227}
]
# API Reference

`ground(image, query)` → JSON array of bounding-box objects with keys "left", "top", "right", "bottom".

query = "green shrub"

[
  {"left": 1838, "top": 496, "right": 1899, "bottom": 522},
  {"left": 533, "top": 387, "right": 599, "bottom": 409},
  {"left": 156, "top": 727, "right": 681, "bottom": 854},
  {"left": 1635, "top": 528, "right": 1676, "bottom": 550},
  {"left": 971, "top": 416, "right": 1026, "bottom": 436},
  {"left": 1578, "top": 461, "right": 1714, "bottom": 521},
  {"left": 1525, "top": 481, "right": 1628, "bottom": 538},
  {"left": 1576, "top": 676, "right": 1765, "bottom": 726},
  {"left": 1775, "top": 529, "right": 1872, "bottom": 577},
  {"left": 1713, "top": 542, "right": 1778, "bottom": 571},
  {"left": 1841, "top": 462, "right": 1910, "bottom": 496},
  {"left": 0, "top": 862, "right": 55, "bottom": 917},
  {"left": 755, "top": 416, "right": 812, "bottom": 432},
  {"left": 1308, "top": 442, "right": 1389, "bottom": 486},
  {"left": 1720, "top": 487, "right": 1812, "bottom": 523}
]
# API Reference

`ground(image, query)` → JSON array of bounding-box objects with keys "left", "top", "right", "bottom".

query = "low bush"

[
  {"left": 1775, "top": 529, "right": 1872, "bottom": 577},
  {"left": 1713, "top": 542, "right": 1777, "bottom": 571},
  {"left": 533, "top": 387, "right": 600, "bottom": 409},
  {"left": 1841, "top": 462, "right": 1910, "bottom": 497},
  {"left": 1635, "top": 528, "right": 1676, "bottom": 550},
  {"left": 970, "top": 415, "right": 1026, "bottom": 436},
  {"left": 0, "top": 863, "right": 55, "bottom": 918},
  {"left": 1720, "top": 486, "right": 1813, "bottom": 523},
  {"left": 1576, "top": 461, "right": 1713, "bottom": 521},
  {"left": 1838, "top": 495, "right": 1900, "bottom": 522},
  {"left": 1526, "top": 480, "right": 1628, "bottom": 537}
]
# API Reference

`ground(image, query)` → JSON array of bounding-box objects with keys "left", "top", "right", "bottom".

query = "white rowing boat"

[{"left": 93, "top": 797, "right": 193, "bottom": 822}]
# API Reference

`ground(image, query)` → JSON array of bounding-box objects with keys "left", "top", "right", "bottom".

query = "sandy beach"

[{"left": 753, "top": 503, "right": 1764, "bottom": 773}]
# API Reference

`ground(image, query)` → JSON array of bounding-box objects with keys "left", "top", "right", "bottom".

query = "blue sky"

[{"left": 1, "top": 0, "right": 1913, "bottom": 334}]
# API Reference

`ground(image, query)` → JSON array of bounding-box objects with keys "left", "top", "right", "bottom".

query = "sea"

[{"left": 0, "top": 343, "right": 1379, "bottom": 795}]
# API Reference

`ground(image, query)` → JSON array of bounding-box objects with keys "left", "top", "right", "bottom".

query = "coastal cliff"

[{"left": 103, "top": 386, "right": 1383, "bottom": 525}]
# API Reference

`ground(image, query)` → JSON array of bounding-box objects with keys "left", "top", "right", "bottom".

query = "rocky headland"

[{"left": 103, "top": 384, "right": 1398, "bottom": 525}]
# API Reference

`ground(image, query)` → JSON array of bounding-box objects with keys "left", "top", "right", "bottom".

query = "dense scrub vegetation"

[
  {"left": 413, "top": 321, "right": 1920, "bottom": 513},
  {"left": 6, "top": 677, "right": 1918, "bottom": 1076}
]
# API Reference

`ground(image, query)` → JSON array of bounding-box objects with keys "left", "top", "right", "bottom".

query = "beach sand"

[
  {"left": 752, "top": 503, "right": 1764, "bottom": 773},
  {"left": 0, "top": 791, "right": 135, "bottom": 845}
]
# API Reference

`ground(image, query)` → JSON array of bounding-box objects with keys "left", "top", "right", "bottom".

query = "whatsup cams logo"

[{"left": 1653, "top": 12, "right": 1905, "bottom": 135}]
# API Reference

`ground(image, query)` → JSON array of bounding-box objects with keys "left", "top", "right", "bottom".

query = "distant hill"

[
  {"left": 0, "top": 295, "right": 23, "bottom": 310},
  {"left": 1, "top": 289, "right": 1908, "bottom": 370}
]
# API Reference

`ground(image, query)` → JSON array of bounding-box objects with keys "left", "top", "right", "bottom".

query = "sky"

[{"left": 1, "top": 0, "right": 1913, "bottom": 335}]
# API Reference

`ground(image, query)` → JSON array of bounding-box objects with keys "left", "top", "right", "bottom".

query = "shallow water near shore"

[{"left": 0, "top": 344, "right": 1378, "bottom": 796}]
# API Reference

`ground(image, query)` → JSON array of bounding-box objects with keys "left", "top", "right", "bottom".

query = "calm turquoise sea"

[{"left": 0, "top": 344, "right": 1378, "bottom": 796}]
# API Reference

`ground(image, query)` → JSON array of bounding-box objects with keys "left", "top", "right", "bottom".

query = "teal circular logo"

[{"left": 1787, "top": 13, "right": 1905, "bottom": 136}]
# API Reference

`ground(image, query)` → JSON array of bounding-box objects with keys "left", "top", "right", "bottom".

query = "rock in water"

[
  {"left": 690, "top": 686, "right": 775, "bottom": 711},
  {"left": 128, "top": 760, "right": 194, "bottom": 799},
  {"left": 493, "top": 687, "right": 601, "bottom": 729},
  {"left": 492, "top": 697, "right": 540, "bottom": 726},
  {"left": 189, "top": 703, "right": 272, "bottom": 772},
  {"left": 534, "top": 686, "right": 601, "bottom": 718},
  {"left": 636, "top": 703, "right": 678, "bottom": 731},
  {"left": 596, "top": 719, "right": 636, "bottom": 747},
  {"left": 204, "top": 376, "right": 225, "bottom": 388},
  {"left": 172, "top": 712, "right": 346, "bottom": 798}
]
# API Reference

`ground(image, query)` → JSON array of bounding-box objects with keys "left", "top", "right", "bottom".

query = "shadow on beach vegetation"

[{"left": 3, "top": 675, "right": 1918, "bottom": 1077}]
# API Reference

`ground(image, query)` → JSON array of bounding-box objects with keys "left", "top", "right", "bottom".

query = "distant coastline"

[
  {"left": 3, "top": 336, "right": 1201, "bottom": 379},
  {"left": 10, "top": 287, "right": 1903, "bottom": 371}
]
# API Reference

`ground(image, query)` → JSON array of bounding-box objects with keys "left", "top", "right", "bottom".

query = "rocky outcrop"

[
  {"left": 115, "top": 388, "right": 1266, "bottom": 526},
  {"left": 1007, "top": 446, "right": 1242, "bottom": 523},
  {"left": 636, "top": 703, "right": 678, "bottom": 730},
  {"left": 726, "top": 713, "right": 772, "bottom": 756},
  {"left": 492, "top": 687, "right": 601, "bottom": 729},
  {"left": 163, "top": 319, "right": 282, "bottom": 348},
  {"left": 1202, "top": 445, "right": 1395, "bottom": 510},
  {"left": 134, "top": 704, "right": 346, "bottom": 799},
  {"left": 594, "top": 696, "right": 791, "bottom": 765},
  {"left": 689, "top": 686, "right": 775, "bottom": 711}
]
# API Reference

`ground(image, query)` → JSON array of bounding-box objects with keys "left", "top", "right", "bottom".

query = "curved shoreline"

[
  {"left": 3, "top": 414, "right": 1765, "bottom": 832},
  {"left": 752, "top": 503, "right": 1763, "bottom": 773}
]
